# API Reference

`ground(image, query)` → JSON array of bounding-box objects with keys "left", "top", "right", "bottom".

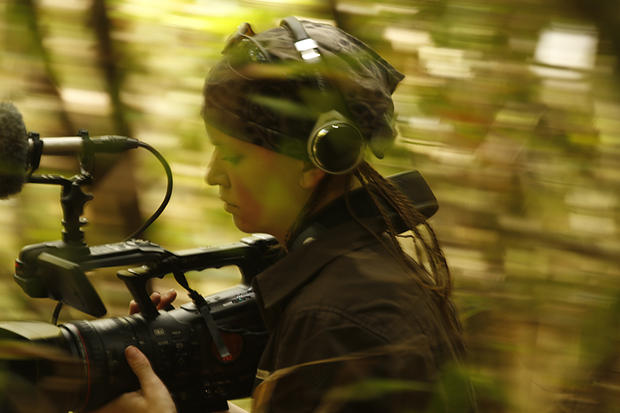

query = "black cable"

[
  {"left": 51, "top": 301, "right": 63, "bottom": 325},
  {"left": 125, "top": 141, "right": 173, "bottom": 241}
]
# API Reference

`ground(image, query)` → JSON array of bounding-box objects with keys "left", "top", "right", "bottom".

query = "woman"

[{"left": 97, "top": 17, "right": 468, "bottom": 413}]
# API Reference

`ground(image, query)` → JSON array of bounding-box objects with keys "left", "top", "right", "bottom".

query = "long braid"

[
  {"left": 353, "top": 162, "right": 461, "bottom": 337},
  {"left": 344, "top": 173, "right": 408, "bottom": 267},
  {"left": 356, "top": 163, "right": 452, "bottom": 297}
]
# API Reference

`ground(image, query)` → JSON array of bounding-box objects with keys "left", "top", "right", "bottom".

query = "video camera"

[{"left": 0, "top": 130, "right": 281, "bottom": 412}]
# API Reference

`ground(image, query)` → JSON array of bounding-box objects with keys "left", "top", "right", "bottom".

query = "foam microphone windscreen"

[{"left": 0, "top": 102, "right": 28, "bottom": 198}]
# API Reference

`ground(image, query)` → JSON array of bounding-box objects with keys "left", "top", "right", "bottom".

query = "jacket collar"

[{"left": 252, "top": 217, "right": 382, "bottom": 329}]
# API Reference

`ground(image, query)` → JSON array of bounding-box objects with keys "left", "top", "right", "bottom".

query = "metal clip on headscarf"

[{"left": 282, "top": 17, "right": 321, "bottom": 63}]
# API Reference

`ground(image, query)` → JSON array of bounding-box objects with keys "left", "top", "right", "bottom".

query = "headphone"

[{"left": 280, "top": 16, "right": 366, "bottom": 175}]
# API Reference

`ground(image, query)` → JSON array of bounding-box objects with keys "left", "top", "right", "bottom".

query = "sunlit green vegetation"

[{"left": 1, "top": 0, "right": 619, "bottom": 411}]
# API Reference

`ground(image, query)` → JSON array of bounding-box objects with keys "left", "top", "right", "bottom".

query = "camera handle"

[
  {"left": 117, "top": 265, "right": 232, "bottom": 361},
  {"left": 117, "top": 266, "right": 162, "bottom": 320},
  {"left": 27, "top": 172, "right": 93, "bottom": 251}
]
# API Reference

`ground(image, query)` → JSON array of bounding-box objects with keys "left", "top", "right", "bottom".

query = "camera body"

[{"left": 1, "top": 283, "right": 267, "bottom": 412}]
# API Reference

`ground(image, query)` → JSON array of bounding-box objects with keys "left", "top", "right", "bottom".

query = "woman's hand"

[
  {"left": 92, "top": 346, "right": 177, "bottom": 413},
  {"left": 129, "top": 289, "right": 177, "bottom": 314},
  {"left": 93, "top": 290, "right": 179, "bottom": 413}
]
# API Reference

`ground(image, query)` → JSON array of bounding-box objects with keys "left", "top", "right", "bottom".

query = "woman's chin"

[{"left": 232, "top": 215, "right": 258, "bottom": 234}]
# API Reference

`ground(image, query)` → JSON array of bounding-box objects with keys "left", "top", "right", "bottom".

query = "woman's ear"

[{"left": 299, "top": 165, "right": 326, "bottom": 189}]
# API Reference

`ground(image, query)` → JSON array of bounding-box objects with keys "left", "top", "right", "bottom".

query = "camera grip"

[{"left": 117, "top": 267, "right": 160, "bottom": 320}]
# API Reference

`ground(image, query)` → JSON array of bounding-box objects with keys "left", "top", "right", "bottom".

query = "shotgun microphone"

[
  {"left": 0, "top": 102, "right": 140, "bottom": 198},
  {"left": 0, "top": 102, "right": 29, "bottom": 198}
]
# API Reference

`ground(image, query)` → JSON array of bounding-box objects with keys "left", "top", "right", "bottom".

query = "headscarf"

[{"left": 203, "top": 20, "right": 404, "bottom": 161}]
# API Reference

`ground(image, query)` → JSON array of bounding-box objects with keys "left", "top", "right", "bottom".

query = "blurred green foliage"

[{"left": 1, "top": 0, "right": 619, "bottom": 411}]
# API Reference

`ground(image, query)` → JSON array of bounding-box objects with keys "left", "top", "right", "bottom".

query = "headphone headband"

[
  {"left": 280, "top": 16, "right": 366, "bottom": 174},
  {"left": 281, "top": 17, "right": 322, "bottom": 62}
]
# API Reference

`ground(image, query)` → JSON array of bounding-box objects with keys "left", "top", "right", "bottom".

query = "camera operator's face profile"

[{"left": 205, "top": 125, "right": 318, "bottom": 241}]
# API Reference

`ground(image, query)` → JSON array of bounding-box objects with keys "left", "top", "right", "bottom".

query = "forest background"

[{"left": 1, "top": 0, "right": 619, "bottom": 412}]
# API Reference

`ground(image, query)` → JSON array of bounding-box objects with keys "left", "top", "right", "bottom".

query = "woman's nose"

[{"left": 206, "top": 148, "right": 229, "bottom": 187}]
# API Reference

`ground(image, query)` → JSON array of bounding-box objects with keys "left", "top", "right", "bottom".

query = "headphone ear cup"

[{"left": 307, "top": 110, "right": 366, "bottom": 174}]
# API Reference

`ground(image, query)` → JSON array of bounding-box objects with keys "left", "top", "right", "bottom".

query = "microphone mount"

[
  {"left": 27, "top": 129, "right": 96, "bottom": 176},
  {"left": 28, "top": 172, "right": 93, "bottom": 250},
  {"left": 27, "top": 131, "right": 43, "bottom": 174}
]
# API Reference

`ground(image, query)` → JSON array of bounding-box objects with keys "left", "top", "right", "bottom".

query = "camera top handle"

[
  {"left": 117, "top": 233, "right": 280, "bottom": 360},
  {"left": 116, "top": 233, "right": 280, "bottom": 321}
]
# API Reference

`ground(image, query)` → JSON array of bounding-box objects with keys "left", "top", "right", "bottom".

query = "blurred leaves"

[{"left": 0, "top": 0, "right": 619, "bottom": 412}]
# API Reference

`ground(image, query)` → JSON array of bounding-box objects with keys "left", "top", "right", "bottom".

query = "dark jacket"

[{"left": 250, "top": 207, "right": 468, "bottom": 412}]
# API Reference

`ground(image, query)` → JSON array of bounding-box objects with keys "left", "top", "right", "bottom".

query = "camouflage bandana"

[{"left": 203, "top": 20, "right": 404, "bottom": 160}]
